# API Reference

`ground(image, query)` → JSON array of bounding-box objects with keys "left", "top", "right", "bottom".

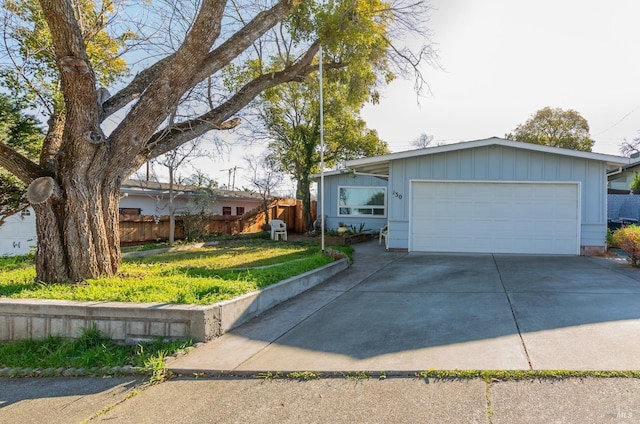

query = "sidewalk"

[{"left": 2, "top": 375, "right": 640, "bottom": 423}]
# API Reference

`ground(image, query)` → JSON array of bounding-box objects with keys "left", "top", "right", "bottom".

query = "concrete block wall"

[
  {"left": 0, "top": 258, "right": 349, "bottom": 343},
  {"left": 0, "top": 299, "right": 217, "bottom": 343}
]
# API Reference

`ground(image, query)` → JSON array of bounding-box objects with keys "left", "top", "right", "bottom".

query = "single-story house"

[
  {"left": 607, "top": 160, "right": 640, "bottom": 192},
  {"left": 606, "top": 160, "right": 640, "bottom": 227},
  {"left": 0, "top": 208, "right": 37, "bottom": 256},
  {"left": 317, "top": 137, "right": 628, "bottom": 255},
  {"left": 0, "top": 180, "right": 265, "bottom": 256},
  {"left": 119, "top": 180, "right": 264, "bottom": 217}
]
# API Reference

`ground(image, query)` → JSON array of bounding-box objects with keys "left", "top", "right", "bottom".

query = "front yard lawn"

[{"left": 0, "top": 239, "right": 351, "bottom": 305}]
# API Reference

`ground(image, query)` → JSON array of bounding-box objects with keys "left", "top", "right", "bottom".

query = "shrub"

[
  {"left": 631, "top": 173, "right": 640, "bottom": 192},
  {"left": 612, "top": 226, "right": 640, "bottom": 266},
  {"left": 606, "top": 227, "right": 616, "bottom": 248}
]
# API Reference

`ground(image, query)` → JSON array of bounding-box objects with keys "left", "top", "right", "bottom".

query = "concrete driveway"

[{"left": 169, "top": 242, "right": 640, "bottom": 372}]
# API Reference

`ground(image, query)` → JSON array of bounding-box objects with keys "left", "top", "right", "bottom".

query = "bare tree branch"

[
  {"left": 101, "top": 0, "right": 302, "bottom": 122},
  {"left": 140, "top": 42, "right": 331, "bottom": 162},
  {"left": 0, "top": 141, "right": 47, "bottom": 184},
  {"left": 100, "top": 57, "right": 169, "bottom": 119}
]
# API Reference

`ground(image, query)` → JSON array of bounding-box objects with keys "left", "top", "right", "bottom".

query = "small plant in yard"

[
  {"left": 612, "top": 225, "right": 640, "bottom": 266},
  {"left": 144, "top": 351, "right": 170, "bottom": 384},
  {"left": 606, "top": 227, "right": 617, "bottom": 248},
  {"left": 348, "top": 223, "right": 367, "bottom": 234}
]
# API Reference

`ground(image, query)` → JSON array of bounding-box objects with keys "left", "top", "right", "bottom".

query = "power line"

[{"left": 598, "top": 107, "right": 640, "bottom": 135}]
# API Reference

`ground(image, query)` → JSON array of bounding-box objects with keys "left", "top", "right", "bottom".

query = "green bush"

[
  {"left": 631, "top": 173, "right": 640, "bottom": 192},
  {"left": 612, "top": 225, "right": 640, "bottom": 266},
  {"left": 606, "top": 227, "right": 616, "bottom": 248}
]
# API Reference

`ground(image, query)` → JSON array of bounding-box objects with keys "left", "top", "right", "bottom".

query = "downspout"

[{"left": 607, "top": 167, "right": 623, "bottom": 178}]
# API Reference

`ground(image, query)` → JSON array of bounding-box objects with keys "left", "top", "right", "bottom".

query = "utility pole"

[{"left": 221, "top": 166, "right": 242, "bottom": 190}]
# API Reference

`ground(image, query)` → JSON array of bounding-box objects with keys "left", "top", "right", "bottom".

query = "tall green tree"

[
  {"left": 0, "top": 0, "right": 433, "bottom": 283},
  {"left": 242, "top": 0, "right": 422, "bottom": 229},
  {"left": 0, "top": 95, "right": 43, "bottom": 227},
  {"left": 1, "top": 0, "right": 132, "bottom": 172},
  {"left": 260, "top": 77, "right": 389, "bottom": 230},
  {"left": 506, "top": 107, "right": 595, "bottom": 152}
]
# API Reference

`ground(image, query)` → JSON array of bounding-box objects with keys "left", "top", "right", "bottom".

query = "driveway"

[{"left": 169, "top": 242, "right": 640, "bottom": 372}]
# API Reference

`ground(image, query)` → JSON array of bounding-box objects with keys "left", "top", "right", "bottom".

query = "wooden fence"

[{"left": 119, "top": 199, "right": 316, "bottom": 244}]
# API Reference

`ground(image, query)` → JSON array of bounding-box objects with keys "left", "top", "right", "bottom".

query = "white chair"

[
  {"left": 379, "top": 225, "right": 388, "bottom": 249},
  {"left": 269, "top": 219, "right": 287, "bottom": 240}
]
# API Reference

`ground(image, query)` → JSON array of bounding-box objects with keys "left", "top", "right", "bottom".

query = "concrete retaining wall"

[{"left": 0, "top": 258, "right": 348, "bottom": 343}]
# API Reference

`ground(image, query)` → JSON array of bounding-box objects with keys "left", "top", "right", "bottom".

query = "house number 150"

[{"left": 393, "top": 191, "right": 403, "bottom": 200}]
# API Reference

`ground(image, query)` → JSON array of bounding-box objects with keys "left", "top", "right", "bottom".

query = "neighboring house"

[
  {"left": 0, "top": 181, "right": 265, "bottom": 256},
  {"left": 606, "top": 161, "right": 640, "bottom": 229},
  {"left": 119, "top": 180, "right": 264, "bottom": 217},
  {"left": 317, "top": 137, "right": 628, "bottom": 255},
  {"left": 0, "top": 208, "right": 37, "bottom": 256},
  {"left": 607, "top": 161, "right": 640, "bottom": 192}
]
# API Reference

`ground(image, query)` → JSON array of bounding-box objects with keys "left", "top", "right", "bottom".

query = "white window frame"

[{"left": 337, "top": 186, "right": 387, "bottom": 217}]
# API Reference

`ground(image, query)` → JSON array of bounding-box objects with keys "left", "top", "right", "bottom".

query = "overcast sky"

[{"left": 361, "top": 0, "right": 640, "bottom": 155}]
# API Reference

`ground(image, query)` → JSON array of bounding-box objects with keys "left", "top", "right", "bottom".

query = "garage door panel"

[{"left": 410, "top": 182, "right": 579, "bottom": 254}]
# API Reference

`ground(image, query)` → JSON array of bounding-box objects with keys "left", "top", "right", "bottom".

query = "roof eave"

[{"left": 345, "top": 137, "right": 630, "bottom": 170}]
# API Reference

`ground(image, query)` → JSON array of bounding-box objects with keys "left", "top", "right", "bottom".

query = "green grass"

[
  {"left": 0, "top": 326, "right": 192, "bottom": 371},
  {"left": 0, "top": 253, "right": 35, "bottom": 270},
  {"left": 0, "top": 239, "right": 352, "bottom": 305}
]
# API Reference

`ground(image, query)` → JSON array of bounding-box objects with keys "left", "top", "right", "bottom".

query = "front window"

[
  {"left": 338, "top": 186, "right": 386, "bottom": 217},
  {"left": 222, "top": 206, "right": 232, "bottom": 216}
]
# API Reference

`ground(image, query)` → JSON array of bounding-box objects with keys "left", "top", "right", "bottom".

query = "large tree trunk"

[
  {"left": 296, "top": 175, "right": 314, "bottom": 231},
  {"left": 27, "top": 177, "right": 67, "bottom": 283},
  {"left": 27, "top": 176, "right": 121, "bottom": 283},
  {"left": 8, "top": 0, "right": 315, "bottom": 284}
]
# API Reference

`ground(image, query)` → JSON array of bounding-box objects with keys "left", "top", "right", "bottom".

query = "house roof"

[
  {"left": 606, "top": 160, "right": 640, "bottom": 177},
  {"left": 344, "top": 137, "right": 630, "bottom": 177},
  {"left": 120, "top": 180, "right": 265, "bottom": 201}
]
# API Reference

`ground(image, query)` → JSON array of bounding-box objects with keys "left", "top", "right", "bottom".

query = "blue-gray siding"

[
  {"left": 389, "top": 146, "right": 606, "bottom": 248},
  {"left": 387, "top": 146, "right": 607, "bottom": 250},
  {"left": 320, "top": 145, "right": 609, "bottom": 251},
  {"left": 316, "top": 173, "right": 387, "bottom": 233}
]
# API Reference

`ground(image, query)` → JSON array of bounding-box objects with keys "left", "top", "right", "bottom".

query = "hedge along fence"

[{"left": 119, "top": 199, "right": 317, "bottom": 244}]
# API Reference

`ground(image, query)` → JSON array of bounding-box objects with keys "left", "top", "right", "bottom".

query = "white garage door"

[{"left": 410, "top": 181, "right": 580, "bottom": 254}]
